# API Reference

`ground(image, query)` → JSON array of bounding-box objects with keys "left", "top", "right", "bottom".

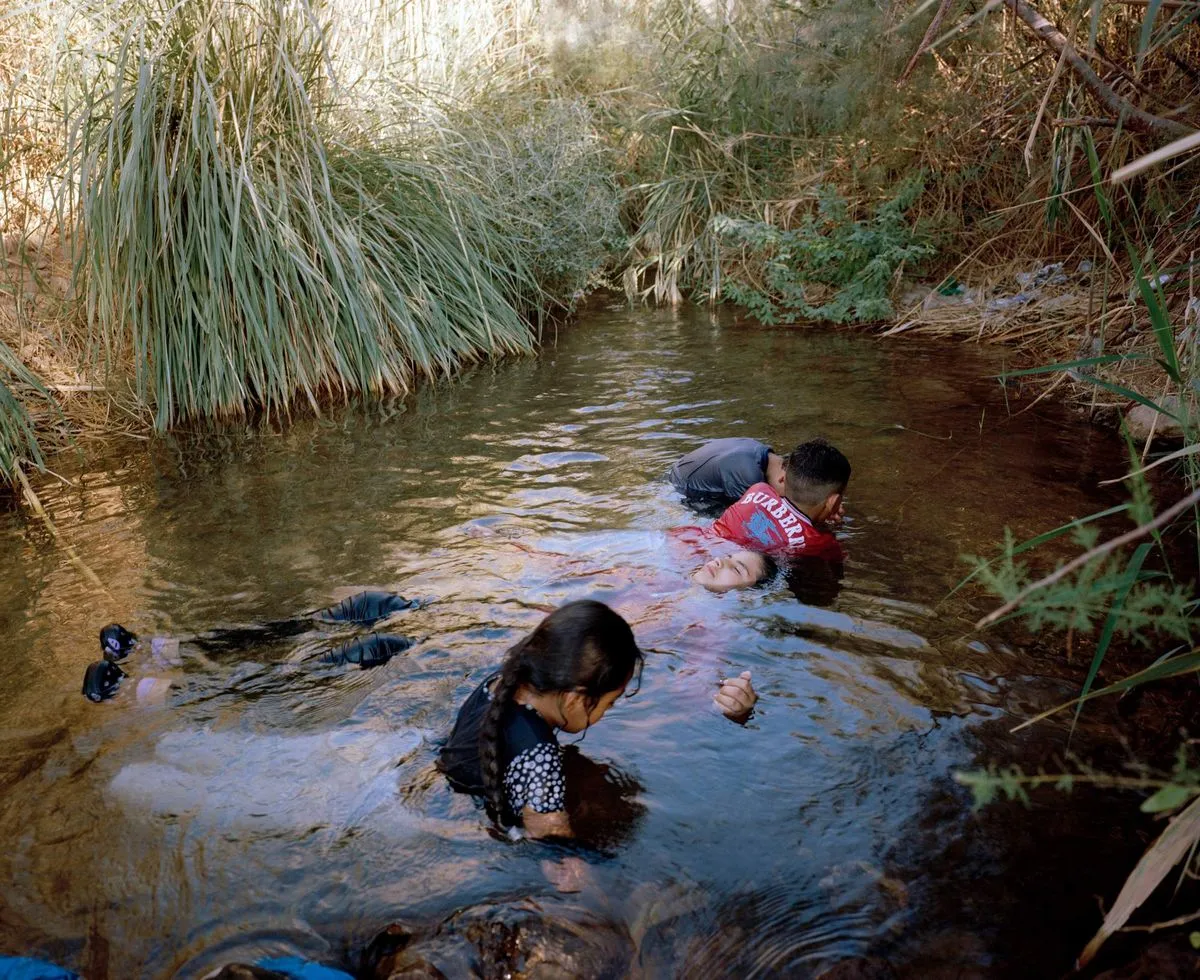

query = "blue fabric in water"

[
  {"left": 0, "top": 957, "right": 80, "bottom": 980},
  {"left": 256, "top": 957, "right": 354, "bottom": 980},
  {"left": 320, "top": 632, "right": 412, "bottom": 668}
]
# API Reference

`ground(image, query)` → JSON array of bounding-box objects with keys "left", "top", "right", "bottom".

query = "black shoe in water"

[
  {"left": 99, "top": 623, "right": 138, "bottom": 661},
  {"left": 82, "top": 659, "right": 126, "bottom": 702}
]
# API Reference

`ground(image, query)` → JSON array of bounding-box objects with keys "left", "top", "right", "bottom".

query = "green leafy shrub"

[
  {"left": 714, "top": 177, "right": 935, "bottom": 324},
  {"left": 967, "top": 526, "right": 1195, "bottom": 646}
]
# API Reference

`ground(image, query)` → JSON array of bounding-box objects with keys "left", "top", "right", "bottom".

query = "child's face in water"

[
  {"left": 692, "top": 550, "right": 769, "bottom": 593},
  {"left": 559, "top": 683, "right": 627, "bottom": 733}
]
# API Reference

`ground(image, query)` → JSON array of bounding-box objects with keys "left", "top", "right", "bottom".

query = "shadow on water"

[{"left": 0, "top": 304, "right": 1180, "bottom": 978}]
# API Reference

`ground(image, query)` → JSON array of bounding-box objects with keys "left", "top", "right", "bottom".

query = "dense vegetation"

[
  {"left": 1, "top": 0, "right": 1196, "bottom": 473},
  {"left": 5, "top": 0, "right": 1195, "bottom": 642},
  {"left": 2, "top": 0, "right": 1200, "bottom": 963}
]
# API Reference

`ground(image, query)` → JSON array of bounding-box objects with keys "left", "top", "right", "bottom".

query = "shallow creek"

[{"left": 0, "top": 304, "right": 1161, "bottom": 978}]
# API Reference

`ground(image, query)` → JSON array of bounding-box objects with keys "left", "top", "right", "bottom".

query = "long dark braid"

[
  {"left": 478, "top": 600, "right": 642, "bottom": 821},
  {"left": 478, "top": 635, "right": 533, "bottom": 818}
]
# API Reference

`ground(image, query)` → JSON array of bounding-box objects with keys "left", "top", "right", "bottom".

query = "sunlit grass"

[{"left": 65, "top": 0, "right": 539, "bottom": 428}]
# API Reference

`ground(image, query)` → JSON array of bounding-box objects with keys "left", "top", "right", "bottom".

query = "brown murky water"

[{"left": 0, "top": 304, "right": 1166, "bottom": 978}]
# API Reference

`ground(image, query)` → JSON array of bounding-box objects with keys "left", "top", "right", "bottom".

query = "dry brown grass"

[
  {"left": 1, "top": 230, "right": 150, "bottom": 456},
  {"left": 883, "top": 248, "right": 1195, "bottom": 428}
]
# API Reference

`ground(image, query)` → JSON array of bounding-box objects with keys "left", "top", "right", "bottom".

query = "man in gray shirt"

[{"left": 667, "top": 437, "right": 787, "bottom": 503}]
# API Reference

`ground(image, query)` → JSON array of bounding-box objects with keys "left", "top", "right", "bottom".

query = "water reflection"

[{"left": 0, "top": 305, "right": 1152, "bottom": 977}]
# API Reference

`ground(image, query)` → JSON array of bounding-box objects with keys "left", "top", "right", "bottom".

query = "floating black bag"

[{"left": 312, "top": 591, "right": 415, "bottom": 627}]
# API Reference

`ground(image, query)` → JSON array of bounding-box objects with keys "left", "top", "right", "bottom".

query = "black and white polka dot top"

[{"left": 438, "top": 672, "right": 566, "bottom": 823}]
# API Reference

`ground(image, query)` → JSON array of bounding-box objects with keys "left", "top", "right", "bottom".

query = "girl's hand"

[{"left": 715, "top": 671, "right": 757, "bottom": 721}]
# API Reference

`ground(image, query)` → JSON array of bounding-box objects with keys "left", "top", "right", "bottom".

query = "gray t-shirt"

[{"left": 667, "top": 437, "right": 771, "bottom": 501}]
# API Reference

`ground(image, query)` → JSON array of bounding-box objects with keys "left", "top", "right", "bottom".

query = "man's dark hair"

[{"left": 784, "top": 438, "right": 851, "bottom": 507}]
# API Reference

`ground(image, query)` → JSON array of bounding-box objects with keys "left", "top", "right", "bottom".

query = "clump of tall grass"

[
  {"left": 0, "top": 338, "right": 48, "bottom": 482},
  {"left": 613, "top": 0, "right": 938, "bottom": 307},
  {"left": 435, "top": 96, "right": 625, "bottom": 313},
  {"left": 69, "top": 0, "right": 538, "bottom": 429}
]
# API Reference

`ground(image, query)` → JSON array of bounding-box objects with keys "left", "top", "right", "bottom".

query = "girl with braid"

[
  {"left": 436, "top": 600, "right": 642, "bottom": 839},
  {"left": 438, "top": 599, "right": 756, "bottom": 839}
]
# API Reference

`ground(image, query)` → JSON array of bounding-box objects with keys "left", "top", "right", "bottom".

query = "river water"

[{"left": 0, "top": 304, "right": 1161, "bottom": 978}]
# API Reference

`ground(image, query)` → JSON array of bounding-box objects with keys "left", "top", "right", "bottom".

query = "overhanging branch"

[{"left": 1005, "top": 0, "right": 1195, "bottom": 138}]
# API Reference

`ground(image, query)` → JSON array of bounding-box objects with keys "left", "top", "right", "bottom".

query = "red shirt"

[{"left": 712, "top": 483, "right": 843, "bottom": 560}]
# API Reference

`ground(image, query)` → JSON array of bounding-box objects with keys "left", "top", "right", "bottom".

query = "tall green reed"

[
  {"left": 434, "top": 96, "right": 624, "bottom": 313},
  {"left": 68, "top": 0, "right": 537, "bottom": 429},
  {"left": 0, "top": 338, "right": 49, "bottom": 482},
  {"left": 616, "top": 0, "right": 931, "bottom": 309}
]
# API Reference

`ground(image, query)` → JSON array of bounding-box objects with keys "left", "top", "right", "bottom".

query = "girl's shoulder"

[
  {"left": 503, "top": 699, "right": 558, "bottom": 760},
  {"left": 451, "top": 673, "right": 557, "bottom": 753}
]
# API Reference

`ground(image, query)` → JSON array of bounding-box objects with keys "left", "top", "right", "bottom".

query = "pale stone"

[{"left": 1125, "top": 395, "right": 1186, "bottom": 441}]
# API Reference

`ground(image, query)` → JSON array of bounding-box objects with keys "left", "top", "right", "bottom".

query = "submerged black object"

[
  {"left": 82, "top": 659, "right": 125, "bottom": 701},
  {"left": 82, "top": 591, "right": 418, "bottom": 702},
  {"left": 183, "top": 591, "right": 416, "bottom": 657},
  {"left": 100, "top": 623, "right": 138, "bottom": 661},
  {"left": 320, "top": 632, "right": 412, "bottom": 669},
  {"left": 312, "top": 591, "right": 416, "bottom": 627}
]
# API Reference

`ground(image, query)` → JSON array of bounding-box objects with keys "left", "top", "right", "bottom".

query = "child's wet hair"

[
  {"left": 478, "top": 600, "right": 643, "bottom": 820},
  {"left": 784, "top": 438, "right": 851, "bottom": 506},
  {"left": 754, "top": 551, "right": 780, "bottom": 586}
]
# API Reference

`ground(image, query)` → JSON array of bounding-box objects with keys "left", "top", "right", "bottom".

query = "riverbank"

[
  {"left": 3, "top": 0, "right": 1196, "bottom": 499},
  {"left": 0, "top": 235, "right": 1182, "bottom": 507}
]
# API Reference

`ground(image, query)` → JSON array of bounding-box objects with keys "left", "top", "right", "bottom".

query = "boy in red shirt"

[{"left": 712, "top": 438, "right": 849, "bottom": 561}]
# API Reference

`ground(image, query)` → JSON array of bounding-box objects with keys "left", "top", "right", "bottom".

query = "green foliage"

[
  {"left": 438, "top": 98, "right": 624, "bottom": 312},
  {"left": 612, "top": 0, "right": 934, "bottom": 307},
  {"left": 965, "top": 526, "right": 1194, "bottom": 647},
  {"left": 970, "top": 266, "right": 1199, "bottom": 726},
  {"left": 714, "top": 177, "right": 936, "bottom": 324},
  {"left": 957, "top": 743, "right": 1200, "bottom": 817},
  {"left": 68, "top": 0, "right": 537, "bottom": 429},
  {"left": 0, "top": 0, "right": 976, "bottom": 474}
]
